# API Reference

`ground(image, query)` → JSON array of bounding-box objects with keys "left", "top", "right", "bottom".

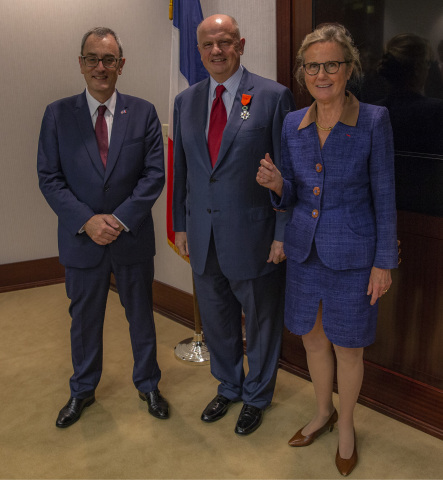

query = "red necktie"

[
  {"left": 208, "top": 85, "right": 227, "bottom": 168},
  {"left": 95, "top": 105, "right": 108, "bottom": 167}
]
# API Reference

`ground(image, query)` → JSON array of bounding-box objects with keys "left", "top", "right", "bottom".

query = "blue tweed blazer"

[{"left": 273, "top": 93, "right": 398, "bottom": 271}]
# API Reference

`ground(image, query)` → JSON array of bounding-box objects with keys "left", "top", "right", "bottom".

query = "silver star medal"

[{"left": 241, "top": 105, "right": 250, "bottom": 120}]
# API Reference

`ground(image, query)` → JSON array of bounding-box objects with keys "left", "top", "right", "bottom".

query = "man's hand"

[
  {"left": 84, "top": 214, "right": 123, "bottom": 245},
  {"left": 175, "top": 231, "right": 189, "bottom": 257},
  {"left": 267, "top": 240, "right": 286, "bottom": 264}
]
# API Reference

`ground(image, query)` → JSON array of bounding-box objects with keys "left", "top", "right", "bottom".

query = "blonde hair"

[{"left": 295, "top": 23, "right": 361, "bottom": 88}]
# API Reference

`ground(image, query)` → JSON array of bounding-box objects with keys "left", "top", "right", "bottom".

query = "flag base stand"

[{"left": 174, "top": 332, "right": 210, "bottom": 364}]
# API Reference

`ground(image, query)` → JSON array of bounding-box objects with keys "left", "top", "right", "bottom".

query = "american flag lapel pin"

[{"left": 121, "top": 109, "right": 127, "bottom": 114}]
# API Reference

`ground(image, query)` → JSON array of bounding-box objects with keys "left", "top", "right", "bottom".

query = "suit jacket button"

[
  {"left": 313, "top": 187, "right": 320, "bottom": 196},
  {"left": 315, "top": 163, "right": 323, "bottom": 173},
  {"left": 207, "top": 209, "right": 211, "bottom": 213},
  {"left": 209, "top": 177, "right": 216, "bottom": 183},
  {"left": 104, "top": 184, "right": 110, "bottom": 192},
  {"left": 312, "top": 209, "right": 319, "bottom": 218}
]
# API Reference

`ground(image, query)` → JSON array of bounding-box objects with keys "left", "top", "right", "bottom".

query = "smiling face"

[
  {"left": 303, "top": 41, "right": 352, "bottom": 106},
  {"left": 197, "top": 15, "right": 245, "bottom": 83},
  {"left": 79, "top": 34, "right": 125, "bottom": 103}
]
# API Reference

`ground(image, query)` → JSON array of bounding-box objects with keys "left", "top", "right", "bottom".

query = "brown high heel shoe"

[
  {"left": 288, "top": 409, "right": 338, "bottom": 447},
  {"left": 335, "top": 430, "right": 358, "bottom": 476}
]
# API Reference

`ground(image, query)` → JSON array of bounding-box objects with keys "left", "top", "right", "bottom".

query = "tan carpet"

[{"left": 0, "top": 284, "right": 442, "bottom": 479}]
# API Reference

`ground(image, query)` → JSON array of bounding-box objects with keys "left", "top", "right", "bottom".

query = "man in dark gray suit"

[
  {"left": 38, "top": 27, "right": 168, "bottom": 428},
  {"left": 172, "top": 14, "right": 295, "bottom": 435}
]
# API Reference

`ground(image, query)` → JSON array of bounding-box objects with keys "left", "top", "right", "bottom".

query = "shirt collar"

[
  {"left": 85, "top": 89, "right": 117, "bottom": 117},
  {"left": 298, "top": 91, "right": 360, "bottom": 130},
  {"left": 209, "top": 65, "right": 244, "bottom": 98}
]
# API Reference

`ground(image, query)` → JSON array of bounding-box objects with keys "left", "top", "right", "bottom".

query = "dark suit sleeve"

[
  {"left": 112, "top": 105, "right": 165, "bottom": 233},
  {"left": 271, "top": 87, "right": 296, "bottom": 241},
  {"left": 37, "top": 104, "right": 96, "bottom": 235},
  {"left": 172, "top": 95, "right": 187, "bottom": 233}
]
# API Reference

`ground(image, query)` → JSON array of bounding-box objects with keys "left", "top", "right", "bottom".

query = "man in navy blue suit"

[
  {"left": 172, "top": 14, "right": 295, "bottom": 435},
  {"left": 38, "top": 27, "right": 169, "bottom": 428}
]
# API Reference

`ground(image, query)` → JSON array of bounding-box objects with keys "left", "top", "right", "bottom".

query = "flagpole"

[
  {"left": 168, "top": 0, "right": 210, "bottom": 365},
  {"left": 174, "top": 273, "right": 210, "bottom": 364}
]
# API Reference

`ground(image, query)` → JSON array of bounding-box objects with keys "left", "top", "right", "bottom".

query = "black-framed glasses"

[
  {"left": 303, "top": 61, "right": 349, "bottom": 75},
  {"left": 81, "top": 55, "right": 121, "bottom": 68}
]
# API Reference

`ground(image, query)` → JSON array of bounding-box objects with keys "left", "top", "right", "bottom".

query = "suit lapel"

[
  {"left": 74, "top": 91, "right": 104, "bottom": 176},
  {"left": 105, "top": 91, "right": 129, "bottom": 182},
  {"left": 193, "top": 79, "right": 212, "bottom": 175},
  {"left": 214, "top": 69, "right": 254, "bottom": 171}
]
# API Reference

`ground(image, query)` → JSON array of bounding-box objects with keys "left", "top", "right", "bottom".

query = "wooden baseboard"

[
  {"left": 152, "top": 280, "right": 194, "bottom": 330},
  {"left": 0, "top": 257, "right": 65, "bottom": 293},
  {"left": 2, "top": 257, "right": 442, "bottom": 440}
]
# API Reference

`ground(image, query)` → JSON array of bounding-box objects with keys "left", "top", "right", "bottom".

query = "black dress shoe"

[
  {"left": 139, "top": 389, "right": 169, "bottom": 419},
  {"left": 201, "top": 394, "right": 233, "bottom": 422},
  {"left": 234, "top": 404, "right": 264, "bottom": 435},
  {"left": 55, "top": 394, "right": 95, "bottom": 428}
]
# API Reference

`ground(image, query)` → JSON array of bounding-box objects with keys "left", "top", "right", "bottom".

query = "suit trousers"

[
  {"left": 65, "top": 247, "right": 161, "bottom": 398},
  {"left": 193, "top": 234, "right": 285, "bottom": 409}
]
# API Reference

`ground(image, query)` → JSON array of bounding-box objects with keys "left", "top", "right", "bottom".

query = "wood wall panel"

[
  {"left": 277, "top": 0, "right": 312, "bottom": 107},
  {"left": 366, "top": 212, "right": 443, "bottom": 389},
  {"left": 276, "top": 0, "right": 294, "bottom": 90}
]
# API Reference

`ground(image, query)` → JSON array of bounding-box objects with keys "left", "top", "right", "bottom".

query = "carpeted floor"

[{"left": 0, "top": 284, "right": 442, "bottom": 479}]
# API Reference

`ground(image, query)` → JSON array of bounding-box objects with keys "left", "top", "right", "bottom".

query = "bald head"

[
  {"left": 197, "top": 14, "right": 241, "bottom": 43},
  {"left": 197, "top": 14, "right": 245, "bottom": 83}
]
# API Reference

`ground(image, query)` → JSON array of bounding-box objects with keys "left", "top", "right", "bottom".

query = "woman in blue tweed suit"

[{"left": 257, "top": 24, "right": 398, "bottom": 476}]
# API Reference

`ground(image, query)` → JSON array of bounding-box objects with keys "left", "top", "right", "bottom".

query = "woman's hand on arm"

[{"left": 256, "top": 153, "right": 284, "bottom": 197}]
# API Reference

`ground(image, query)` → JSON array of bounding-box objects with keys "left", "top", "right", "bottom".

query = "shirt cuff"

[{"left": 113, "top": 214, "right": 129, "bottom": 232}]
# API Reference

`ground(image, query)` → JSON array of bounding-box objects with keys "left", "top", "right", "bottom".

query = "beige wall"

[{"left": 0, "top": 0, "right": 277, "bottom": 294}]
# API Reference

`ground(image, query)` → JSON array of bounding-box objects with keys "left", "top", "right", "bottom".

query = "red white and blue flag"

[{"left": 167, "top": 0, "right": 208, "bottom": 254}]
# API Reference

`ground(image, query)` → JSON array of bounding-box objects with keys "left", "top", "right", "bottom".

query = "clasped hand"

[{"left": 84, "top": 214, "right": 124, "bottom": 245}]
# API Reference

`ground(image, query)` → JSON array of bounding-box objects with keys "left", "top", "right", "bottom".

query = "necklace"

[
  {"left": 315, "top": 118, "right": 333, "bottom": 131},
  {"left": 315, "top": 95, "right": 348, "bottom": 131}
]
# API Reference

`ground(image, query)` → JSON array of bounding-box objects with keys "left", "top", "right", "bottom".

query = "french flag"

[{"left": 166, "top": 0, "right": 208, "bottom": 253}]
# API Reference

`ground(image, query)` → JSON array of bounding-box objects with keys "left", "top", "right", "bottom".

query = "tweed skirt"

[{"left": 284, "top": 243, "right": 378, "bottom": 348}]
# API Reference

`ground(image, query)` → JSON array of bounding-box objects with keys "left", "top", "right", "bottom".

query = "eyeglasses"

[
  {"left": 81, "top": 55, "right": 121, "bottom": 68},
  {"left": 303, "top": 61, "right": 349, "bottom": 76}
]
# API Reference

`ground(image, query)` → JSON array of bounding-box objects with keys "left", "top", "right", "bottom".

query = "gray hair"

[
  {"left": 295, "top": 23, "right": 362, "bottom": 89},
  {"left": 81, "top": 27, "right": 123, "bottom": 58}
]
